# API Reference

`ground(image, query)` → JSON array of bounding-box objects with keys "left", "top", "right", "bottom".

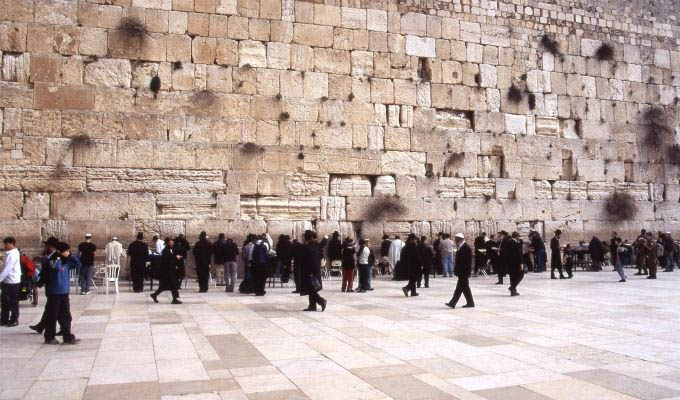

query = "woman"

[
  {"left": 301, "top": 230, "right": 327, "bottom": 312},
  {"left": 150, "top": 239, "right": 183, "bottom": 304},
  {"left": 341, "top": 238, "right": 356, "bottom": 292}
]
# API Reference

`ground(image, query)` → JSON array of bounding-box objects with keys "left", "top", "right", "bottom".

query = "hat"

[
  {"left": 555, "top": 229, "right": 562, "bottom": 235},
  {"left": 112, "top": 236, "right": 118, "bottom": 240},
  {"left": 454, "top": 233, "right": 465, "bottom": 239},
  {"left": 56, "top": 242, "right": 70, "bottom": 252},
  {"left": 85, "top": 233, "right": 92, "bottom": 238},
  {"left": 43, "top": 236, "right": 59, "bottom": 247},
  {"left": 137, "top": 232, "right": 144, "bottom": 240}
]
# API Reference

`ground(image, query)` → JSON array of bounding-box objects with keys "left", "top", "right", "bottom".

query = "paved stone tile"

[{"left": 3, "top": 273, "right": 680, "bottom": 400}]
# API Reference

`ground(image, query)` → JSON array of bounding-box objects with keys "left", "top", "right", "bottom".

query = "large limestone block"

[
  {"left": 345, "top": 196, "right": 423, "bottom": 221},
  {"left": 552, "top": 181, "right": 587, "bottom": 199},
  {"left": 157, "top": 194, "right": 217, "bottom": 219},
  {"left": 314, "top": 49, "right": 351, "bottom": 74},
  {"left": 321, "top": 196, "right": 346, "bottom": 220},
  {"left": 34, "top": 83, "right": 94, "bottom": 111},
  {"left": 239, "top": 40, "right": 267, "bottom": 67},
  {"left": 522, "top": 199, "right": 552, "bottom": 220},
  {"left": 260, "top": 0, "right": 281, "bottom": 20},
  {"left": 293, "top": 23, "right": 333, "bottom": 47},
  {"left": 381, "top": 151, "right": 426, "bottom": 176},
  {"left": 87, "top": 168, "right": 225, "bottom": 193},
  {"left": 0, "top": 191, "right": 23, "bottom": 219},
  {"left": 464, "top": 178, "right": 495, "bottom": 198},
  {"left": 586, "top": 182, "right": 616, "bottom": 200},
  {"left": 0, "top": 221, "right": 41, "bottom": 249},
  {"left": 329, "top": 175, "right": 372, "bottom": 196},
  {"left": 437, "top": 177, "right": 464, "bottom": 198},
  {"left": 401, "top": 13, "right": 426, "bottom": 36},
  {"left": 373, "top": 175, "right": 396, "bottom": 196},
  {"left": 576, "top": 159, "right": 605, "bottom": 181},
  {"left": 51, "top": 192, "right": 149, "bottom": 221},
  {"left": 367, "top": 9, "right": 387, "bottom": 32},
  {"left": 286, "top": 172, "right": 329, "bottom": 196},
  {"left": 23, "top": 193, "right": 50, "bottom": 220},
  {"left": 535, "top": 117, "right": 559, "bottom": 136},
  {"left": 616, "top": 183, "right": 649, "bottom": 201},
  {"left": 257, "top": 196, "right": 320, "bottom": 220},
  {"left": 504, "top": 114, "right": 526, "bottom": 135},
  {"left": 405, "top": 35, "right": 435, "bottom": 58},
  {"left": 0, "top": 166, "right": 86, "bottom": 192}
]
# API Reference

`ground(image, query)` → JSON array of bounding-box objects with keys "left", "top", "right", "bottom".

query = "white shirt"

[
  {"left": 387, "top": 239, "right": 404, "bottom": 267},
  {"left": 358, "top": 246, "right": 370, "bottom": 264},
  {"left": 155, "top": 239, "right": 165, "bottom": 254},
  {"left": 0, "top": 248, "right": 22, "bottom": 284},
  {"left": 105, "top": 240, "right": 124, "bottom": 265}
]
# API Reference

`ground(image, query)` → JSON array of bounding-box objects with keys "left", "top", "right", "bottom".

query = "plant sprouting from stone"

[
  {"left": 642, "top": 106, "right": 672, "bottom": 147},
  {"left": 667, "top": 144, "right": 680, "bottom": 165},
  {"left": 507, "top": 84, "right": 523, "bottom": 103},
  {"left": 364, "top": 197, "right": 407, "bottom": 222},
  {"left": 595, "top": 43, "right": 614, "bottom": 61},
  {"left": 604, "top": 191, "right": 637, "bottom": 221},
  {"left": 172, "top": 61, "right": 182, "bottom": 70},
  {"left": 540, "top": 34, "right": 559, "bottom": 56},
  {"left": 150, "top": 76, "right": 161, "bottom": 98},
  {"left": 279, "top": 112, "right": 290, "bottom": 121},
  {"left": 118, "top": 17, "right": 146, "bottom": 40},
  {"left": 239, "top": 142, "right": 265, "bottom": 154},
  {"left": 418, "top": 58, "right": 432, "bottom": 82}
]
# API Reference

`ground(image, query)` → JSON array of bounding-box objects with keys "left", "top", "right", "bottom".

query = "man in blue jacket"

[{"left": 41, "top": 242, "right": 80, "bottom": 345}]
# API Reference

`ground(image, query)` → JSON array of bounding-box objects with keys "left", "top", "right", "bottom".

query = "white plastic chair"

[
  {"left": 69, "top": 268, "right": 79, "bottom": 293},
  {"left": 101, "top": 264, "right": 121, "bottom": 295}
]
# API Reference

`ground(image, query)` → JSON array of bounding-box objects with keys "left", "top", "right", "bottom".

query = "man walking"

[
  {"left": 401, "top": 234, "right": 422, "bottom": 297},
  {"left": 77, "top": 234, "right": 97, "bottom": 295},
  {"left": 418, "top": 236, "right": 434, "bottom": 288},
  {"left": 193, "top": 231, "right": 213, "bottom": 293},
  {"left": 1, "top": 237, "right": 22, "bottom": 327},
  {"left": 301, "top": 230, "right": 327, "bottom": 312},
  {"left": 507, "top": 232, "right": 524, "bottom": 296},
  {"left": 42, "top": 242, "right": 80, "bottom": 345},
  {"left": 445, "top": 233, "right": 474, "bottom": 309},
  {"left": 439, "top": 233, "right": 455, "bottom": 277},
  {"left": 388, "top": 235, "right": 404, "bottom": 275},
  {"left": 127, "top": 233, "right": 149, "bottom": 293},
  {"left": 496, "top": 231, "right": 510, "bottom": 284},
  {"left": 550, "top": 230, "right": 567, "bottom": 279}
]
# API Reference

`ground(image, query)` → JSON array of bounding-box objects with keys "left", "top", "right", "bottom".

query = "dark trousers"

[
  {"left": 449, "top": 276, "right": 474, "bottom": 307},
  {"left": 253, "top": 265, "right": 267, "bottom": 295},
  {"left": 564, "top": 260, "right": 573, "bottom": 277},
  {"left": 403, "top": 273, "right": 418, "bottom": 295},
  {"left": 418, "top": 264, "right": 430, "bottom": 287},
  {"left": 153, "top": 283, "right": 179, "bottom": 301},
  {"left": 293, "top": 264, "right": 301, "bottom": 291},
  {"left": 44, "top": 294, "right": 75, "bottom": 342},
  {"left": 474, "top": 254, "right": 486, "bottom": 274},
  {"left": 509, "top": 272, "right": 524, "bottom": 293},
  {"left": 551, "top": 258, "right": 565, "bottom": 277},
  {"left": 649, "top": 263, "right": 657, "bottom": 278},
  {"left": 131, "top": 263, "right": 146, "bottom": 292},
  {"left": 357, "top": 264, "right": 371, "bottom": 290},
  {"left": 308, "top": 291, "right": 325, "bottom": 309},
  {"left": 1, "top": 283, "right": 19, "bottom": 324},
  {"left": 197, "top": 263, "right": 210, "bottom": 292}
]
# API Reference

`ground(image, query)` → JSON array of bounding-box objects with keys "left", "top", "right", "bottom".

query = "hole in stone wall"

[
  {"left": 418, "top": 58, "right": 432, "bottom": 82},
  {"left": 624, "top": 162, "right": 634, "bottom": 182}
]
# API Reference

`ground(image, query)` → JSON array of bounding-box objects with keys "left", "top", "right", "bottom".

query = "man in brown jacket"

[{"left": 645, "top": 232, "right": 658, "bottom": 279}]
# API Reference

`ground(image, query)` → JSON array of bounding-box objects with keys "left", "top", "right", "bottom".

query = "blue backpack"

[{"left": 252, "top": 241, "right": 270, "bottom": 268}]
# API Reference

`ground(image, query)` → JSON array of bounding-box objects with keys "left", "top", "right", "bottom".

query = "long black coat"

[
  {"left": 400, "top": 242, "right": 422, "bottom": 277},
  {"left": 193, "top": 238, "right": 213, "bottom": 266},
  {"left": 497, "top": 238, "right": 512, "bottom": 275},
  {"left": 127, "top": 240, "right": 149, "bottom": 269},
  {"left": 159, "top": 247, "right": 182, "bottom": 289},
  {"left": 300, "top": 240, "right": 322, "bottom": 296},
  {"left": 418, "top": 242, "right": 434, "bottom": 268},
  {"left": 327, "top": 237, "right": 342, "bottom": 260},
  {"left": 454, "top": 242, "right": 472, "bottom": 278},
  {"left": 506, "top": 239, "right": 523, "bottom": 275},
  {"left": 550, "top": 237, "right": 562, "bottom": 266}
]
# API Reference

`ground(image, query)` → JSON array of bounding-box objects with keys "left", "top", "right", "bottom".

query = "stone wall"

[{"left": 1, "top": 0, "right": 680, "bottom": 253}]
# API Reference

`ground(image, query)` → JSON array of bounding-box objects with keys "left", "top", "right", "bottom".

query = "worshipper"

[
  {"left": 485, "top": 234, "right": 499, "bottom": 274},
  {"left": 433, "top": 232, "right": 443, "bottom": 275},
  {"left": 388, "top": 235, "right": 404, "bottom": 275},
  {"left": 327, "top": 231, "right": 342, "bottom": 267},
  {"left": 612, "top": 237, "right": 626, "bottom": 282},
  {"left": 550, "top": 230, "right": 567, "bottom": 279},
  {"left": 251, "top": 234, "right": 271, "bottom": 296},
  {"left": 193, "top": 231, "right": 213, "bottom": 293},
  {"left": 174, "top": 234, "right": 190, "bottom": 287},
  {"left": 634, "top": 236, "right": 648, "bottom": 275},
  {"left": 356, "top": 239, "right": 374, "bottom": 292},
  {"left": 276, "top": 235, "right": 293, "bottom": 283},
  {"left": 521, "top": 238, "right": 533, "bottom": 272},
  {"left": 379, "top": 234, "right": 392, "bottom": 275},
  {"left": 439, "top": 233, "right": 455, "bottom": 277},
  {"left": 127, "top": 232, "right": 149, "bottom": 293},
  {"left": 213, "top": 233, "right": 228, "bottom": 285},
  {"left": 610, "top": 232, "right": 621, "bottom": 272},
  {"left": 77, "top": 234, "right": 97, "bottom": 295},
  {"left": 0, "top": 237, "right": 21, "bottom": 327},
  {"left": 340, "top": 237, "right": 356, "bottom": 292},
  {"left": 42, "top": 242, "right": 80, "bottom": 345},
  {"left": 105, "top": 237, "right": 123, "bottom": 267},
  {"left": 530, "top": 231, "right": 547, "bottom": 272},
  {"left": 445, "top": 233, "right": 474, "bottom": 309},
  {"left": 150, "top": 239, "right": 182, "bottom": 304},
  {"left": 401, "top": 234, "right": 422, "bottom": 297},
  {"left": 30, "top": 238, "right": 64, "bottom": 335},
  {"left": 496, "top": 231, "right": 510, "bottom": 284},
  {"left": 239, "top": 234, "right": 256, "bottom": 294},
  {"left": 645, "top": 232, "right": 658, "bottom": 279},
  {"left": 417, "top": 236, "right": 434, "bottom": 288},
  {"left": 563, "top": 244, "right": 574, "bottom": 277},
  {"left": 301, "top": 230, "right": 327, "bottom": 312},
  {"left": 154, "top": 235, "right": 165, "bottom": 254},
  {"left": 663, "top": 232, "right": 674, "bottom": 272},
  {"left": 473, "top": 232, "right": 487, "bottom": 275},
  {"left": 507, "top": 232, "right": 524, "bottom": 296},
  {"left": 588, "top": 236, "right": 604, "bottom": 271},
  {"left": 291, "top": 238, "right": 304, "bottom": 293},
  {"left": 214, "top": 233, "right": 238, "bottom": 290}
]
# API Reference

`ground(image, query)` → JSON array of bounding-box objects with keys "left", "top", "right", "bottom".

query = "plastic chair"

[
  {"left": 101, "top": 264, "right": 121, "bottom": 295},
  {"left": 69, "top": 268, "right": 79, "bottom": 294}
]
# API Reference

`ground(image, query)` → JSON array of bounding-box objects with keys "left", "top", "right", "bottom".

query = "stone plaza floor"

[{"left": 2, "top": 270, "right": 680, "bottom": 400}]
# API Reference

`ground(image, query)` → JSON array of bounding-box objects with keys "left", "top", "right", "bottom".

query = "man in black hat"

[
  {"left": 30, "top": 237, "right": 63, "bottom": 334},
  {"left": 550, "top": 229, "right": 566, "bottom": 279},
  {"left": 127, "top": 232, "right": 149, "bottom": 292},
  {"left": 401, "top": 234, "right": 422, "bottom": 297},
  {"left": 193, "top": 231, "right": 213, "bottom": 293},
  {"left": 507, "top": 232, "right": 524, "bottom": 296},
  {"left": 496, "top": 231, "right": 510, "bottom": 284}
]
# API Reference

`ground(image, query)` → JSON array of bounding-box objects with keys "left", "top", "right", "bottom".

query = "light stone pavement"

[{"left": 2, "top": 271, "right": 680, "bottom": 400}]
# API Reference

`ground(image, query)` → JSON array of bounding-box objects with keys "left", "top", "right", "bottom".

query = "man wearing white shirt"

[
  {"left": 154, "top": 235, "right": 165, "bottom": 254},
  {"left": 105, "top": 237, "right": 124, "bottom": 266},
  {"left": 1, "top": 237, "right": 22, "bottom": 327}
]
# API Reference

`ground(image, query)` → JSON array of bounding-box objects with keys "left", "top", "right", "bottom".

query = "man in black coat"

[
  {"left": 418, "top": 236, "right": 434, "bottom": 288},
  {"left": 327, "top": 232, "right": 342, "bottom": 264},
  {"left": 174, "top": 234, "right": 190, "bottom": 287},
  {"left": 301, "top": 230, "right": 327, "bottom": 312},
  {"left": 193, "top": 231, "right": 213, "bottom": 293},
  {"left": 473, "top": 232, "right": 487, "bottom": 275},
  {"left": 401, "top": 234, "right": 422, "bottom": 297},
  {"left": 445, "top": 233, "right": 474, "bottom": 309},
  {"left": 150, "top": 239, "right": 183, "bottom": 304},
  {"left": 507, "top": 232, "right": 524, "bottom": 296},
  {"left": 496, "top": 231, "right": 510, "bottom": 285},
  {"left": 291, "top": 239, "right": 304, "bottom": 293},
  {"left": 550, "top": 229, "right": 567, "bottom": 279},
  {"left": 485, "top": 234, "right": 498, "bottom": 274},
  {"left": 127, "top": 232, "right": 149, "bottom": 293}
]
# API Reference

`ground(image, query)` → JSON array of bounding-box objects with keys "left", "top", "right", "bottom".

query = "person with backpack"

[
  {"left": 356, "top": 238, "right": 374, "bottom": 292},
  {"left": 77, "top": 234, "right": 97, "bottom": 295},
  {"left": 251, "top": 234, "right": 271, "bottom": 296},
  {"left": 1, "top": 237, "right": 22, "bottom": 327},
  {"left": 41, "top": 242, "right": 80, "bottom": 345},
  {"left": 193, "top": 231, "right": 213, "bottom": 293}
]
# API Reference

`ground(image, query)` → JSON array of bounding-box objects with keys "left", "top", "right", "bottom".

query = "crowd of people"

[{"left": 1, "top": 227, "right": 678, "bottom": 343}]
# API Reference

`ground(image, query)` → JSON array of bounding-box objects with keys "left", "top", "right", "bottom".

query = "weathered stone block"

[
  {"left": 329, "top": 175, "right": 372, "bottom": 197},
  {"left": 87, "top": 168, "right": 226, "bottom": 193}
]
